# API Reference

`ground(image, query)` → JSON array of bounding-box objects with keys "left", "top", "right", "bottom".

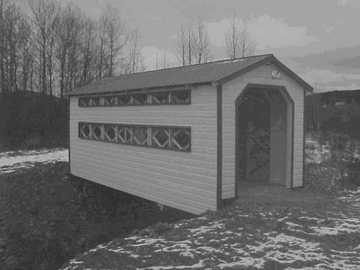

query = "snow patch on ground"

[
  {"left": 0, "top": 148, "right": 68, "bottom": 174},
  {"left": 61, "top": 181, "right": 360, "bottom": 270},
  {"left": 138, "top": 259, "right": 206, "bottom": 270}
]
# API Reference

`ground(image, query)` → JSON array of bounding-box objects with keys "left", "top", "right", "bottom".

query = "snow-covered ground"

[
  {"left": 0, "top": 148, "right": 68, "bottom": 174},
  {"left": 62, "top": 188, "right": 360, "bottom": 270}
]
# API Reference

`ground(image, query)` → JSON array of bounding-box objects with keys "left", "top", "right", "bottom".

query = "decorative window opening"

[
  {"left": 172, "top": 128, "right": 191, "bottom": 151},
  {"left": 91, "top": 124, "right": 103, "bottom": 140},
  {"left": 90, "top": 97, "right": 100, "bottom": 106},
  {"left": 104, "top": 96, "right": 117, "bottom": 106},
  {"left": 78, "top": 122, "right": 191, "bottom": 152},
  {"left": 79, "top": 122, "right": 90, "bottom": 139},
  {"left": 133, "top": 94, "right": 147, "bottom": 105},
  {"left": 172, "top": 90, "right": 190, "bottom": 104},
  {"left": 151, "top": 92, "right": 170, "bottom": 104},
  {"left": 78, "top": 89, "right": 191, "bottom": 107},
  {"left": 118, "top": 126, "right": 133, "bottom": 144},
  {"left": 78, "top": 97, "right": 90, "bottom": 107},
  {"left": 133, "top": 127, "right": 148, "bottom": 145},
  {"left": 152, "top": 128, "right": 170, "bottom": 148},
  {"left": 118, "top": 95, "right": 132, "bottom": 105},
  {"left": 104, "top": 125, "right": 117, "bottom": 142}
]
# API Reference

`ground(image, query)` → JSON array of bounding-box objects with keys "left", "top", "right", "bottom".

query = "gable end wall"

[{"left": 221, "top": 63, "right": 305, "bottom": 199}]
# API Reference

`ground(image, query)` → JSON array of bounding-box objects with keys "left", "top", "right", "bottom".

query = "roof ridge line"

[{"left": 113, "top": 53, "right": 274, "bottom": 78}]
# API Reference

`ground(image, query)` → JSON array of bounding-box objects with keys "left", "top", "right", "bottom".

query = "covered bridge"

[{"left": 67, "top": 54, "right": 313, "bottom": 214}]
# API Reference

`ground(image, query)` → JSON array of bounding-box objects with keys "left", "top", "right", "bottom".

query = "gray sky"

[
  {"left": 18, "top": 0, "right": 360, "bottom": 91},
  {"left": 62, "top": 0, "right": 359, "bottom": 54}
]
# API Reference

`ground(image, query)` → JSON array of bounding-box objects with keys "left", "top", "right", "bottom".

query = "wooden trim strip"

[
  {"left": 68, "top": 97, "right": 71, "bottom": 173},
  {"left": 217, "top": 84, "right": 223, "bottom": 209},
  {"left": 302, "top": 90, "right": 306, "bottom": 187},
  {"left": 67, "top": 83, "right": 205, "bottom": 97}
]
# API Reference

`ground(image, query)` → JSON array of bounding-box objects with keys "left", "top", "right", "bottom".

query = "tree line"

[
  {"left": 175, "top": 15, "right": 255, "bottom": 66},
  {"left": 0, "top": 0, "right": 256, "bottom": 97},
  {"left": 0, "top": 0, "right": 144, "bottom": 97}
]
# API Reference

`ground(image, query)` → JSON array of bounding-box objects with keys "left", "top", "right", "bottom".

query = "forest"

[
  {"left": 0, "top": 0, "right": 258, "bottom": 150},
  {"left": 0, "top": 0, "right": 256, "bottom": 98},
  {"left": 0, "top": 0, "right": 146, "bottom": 97}
]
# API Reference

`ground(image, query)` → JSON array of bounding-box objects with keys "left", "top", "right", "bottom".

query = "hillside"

[
  {"left": 0, "top": 162, "right": 192, "bottom": 270},
  {"left": 0, "top": 92, "right": 68, "bottom": 151}
]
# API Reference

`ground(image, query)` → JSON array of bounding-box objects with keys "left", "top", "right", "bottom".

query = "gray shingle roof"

[{"left": 67, "top": 54, "right": 312, "bottom": 96}]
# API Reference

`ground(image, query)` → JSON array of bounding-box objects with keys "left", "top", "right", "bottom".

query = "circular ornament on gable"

[{"left": 271, "top": 70, "right": 281, "bottom": 79}]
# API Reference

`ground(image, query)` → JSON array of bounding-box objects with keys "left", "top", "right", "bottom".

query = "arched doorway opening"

[{"left": 235, "top": 85, "right": 294, "bottom": 193}]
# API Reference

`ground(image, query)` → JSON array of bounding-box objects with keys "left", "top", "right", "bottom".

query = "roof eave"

[
  {"left": 268, "top": 56, "right": 313, "bottom": 93},
  {"left": 65, "top": 81, "right": 212, "bottom": 97}
]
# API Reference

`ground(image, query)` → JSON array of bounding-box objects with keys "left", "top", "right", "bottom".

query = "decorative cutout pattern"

[
  {"left": 78, "top": 89, "right": 190, "bottom": 107},
  {"left": 78, "top": 122, "right": 191, "bottom": 152}
]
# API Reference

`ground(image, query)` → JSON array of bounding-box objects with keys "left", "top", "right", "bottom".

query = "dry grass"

[{"left": 0, "top": 162, "right": 191, "bottom": 270}]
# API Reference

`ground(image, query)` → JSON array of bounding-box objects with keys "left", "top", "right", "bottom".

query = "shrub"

[
  {"left": 304, "top": 163, "right": 342, "bottom": 193},
  {"left": 305, "top": 132, "right": 360, "bottom": 191},
  {"left": 347, "top": 159, "right": 360, "bottom": 186}
]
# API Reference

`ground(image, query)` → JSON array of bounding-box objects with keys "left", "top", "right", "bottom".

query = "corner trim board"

[
  {"left": 68, "top": 97, "right": 71, "bottom": 173},
  {"left": 217, "top": 84, "right": 223, "bottom": 210},
  {"left": 302, "top": 90, "right": 306, "bottom": 187}
]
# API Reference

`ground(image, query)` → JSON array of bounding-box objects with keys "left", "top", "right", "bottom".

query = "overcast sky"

[
  {"left": 57, "top": 0, "right": 358, "bottom": 55},
  {"left": 18, "top": 0, "right": 360, "bottom": 91}
]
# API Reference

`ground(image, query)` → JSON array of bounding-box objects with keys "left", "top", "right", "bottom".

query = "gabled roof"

[{"left": 67, "top": 54, "right": 313, "bottom": 96}]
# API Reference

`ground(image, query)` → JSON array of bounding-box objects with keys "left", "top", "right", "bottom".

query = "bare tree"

[
  {"left": 0, "top": 0, "right": 5, "bottom": 93},
  {"left": 47, "top": 11, "right": 59, "bottom": 95},
  {"left": 28, "top": 0, "right": 59, "bottom": 95},
  {"left": 96, "top": 15, "right": 106, "bottom": 79},
  {"left": 18, "top": 15, "right": 33, "bottom": 92},
  {"left": 5, "top": 3, "right": 22, "bottom": 92},
  {"left": 124, "top": 29, "right": 144, "bottom": 74},
  {"left": 105, "top": 7, "right": 127, "bottom": 76},
  {"left": 176, "top": 25, "right": 186, "bottom": 66},
  {"left": 187, "top": 25, "right": 194, "bottom": 64},
  {"left": 56, "top": 4, "right": 76, "bottom": 96},
  {"left": 175, "top": 23, "right": 197, "bottom": 65},
  {"left": 161, "top": 51, "right": 168, "bottom": 69},
  {"left": 193, "top": 19, "right": 211, "bottom": 64},
  {"left": 65, "top": 8, "right": 82, "bottom": 93},
  {"left": 0, "top": 1, "right": 33, "bottom": 93},
  {"left": 225, "top": 15, "right": 256, "bottom": 58},
  {"left": 239, "top": 24, "right": 255, "bottom": 57},
  {"left": 79, "top": 16, "right": 96, "bottom": 85},
  {"left": 0, "top": 0, "right": 143, "bottom": 97},
  {"left": 96, "top": 5, "right": 128, "bottom": 78}
]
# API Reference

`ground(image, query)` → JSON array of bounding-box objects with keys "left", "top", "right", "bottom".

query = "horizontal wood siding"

[
  {"left": 70, "top": 85, "right": 217, "bottom": 214},
  {"left": 221, "top": 63, "right": 305, "bottom": 199}
]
